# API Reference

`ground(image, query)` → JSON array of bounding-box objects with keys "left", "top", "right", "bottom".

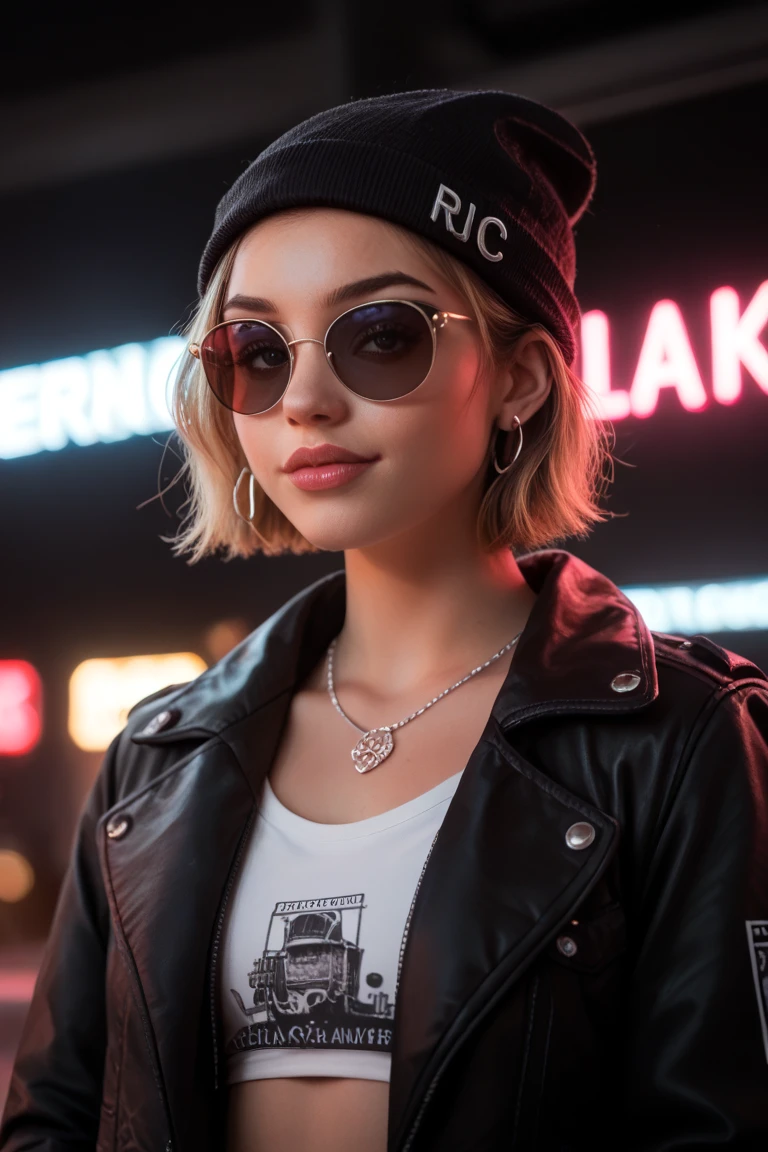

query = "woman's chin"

[{"left": 288, "top": 517, "right": 393, "bottom": 554}]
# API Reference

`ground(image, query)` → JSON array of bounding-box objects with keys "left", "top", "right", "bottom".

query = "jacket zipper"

[
  {"left": 389, "top": 826, "right": 442, "bottom": 1152},
  {"left": 400, "top": 1066, "right": 440, "bottom": 1152},
  {"left": 397, "top": 923, "right": 572, "bottom": 1151},
  {"left": 394, "top": 827, "right": 440, "bottom": 1003},
  {"left": 400, "top": 959, "right": 540, "bottom": 1152},
  {"left": 396, "top": 715, "right": 611, "bottom": 1152},
  {"left": 210, "top": 804, "right": 258, "bottom": 1092}
]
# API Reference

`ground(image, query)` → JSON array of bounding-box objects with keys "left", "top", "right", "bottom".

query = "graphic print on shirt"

[
  {"left": 746, "top": 920, "right": 768, "bottom": 1062},
  {"left": 226, "top": 892, "right": 395, "bottom": 1056}
]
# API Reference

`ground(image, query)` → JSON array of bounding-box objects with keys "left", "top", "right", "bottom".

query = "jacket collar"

[{"left": 129, "top": 548, "right": 658, "bottom": 745}]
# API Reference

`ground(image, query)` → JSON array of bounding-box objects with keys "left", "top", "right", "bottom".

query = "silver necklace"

[{"left": 326, "top": 630, "right": 523, "bottom": 774}]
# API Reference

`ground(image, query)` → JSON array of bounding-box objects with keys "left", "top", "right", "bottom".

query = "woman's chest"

[
  {"left": 217, "top": 712, "right": 469, "bottom": 1151},
  {"left": 267, "top": 659, "right": 512, "bottom": 823}
]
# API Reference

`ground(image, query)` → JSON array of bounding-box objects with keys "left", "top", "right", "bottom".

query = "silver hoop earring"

[
  {"left": 233, "top": 467, "right": 256, "bottom": 522},
  {"left": 492, "top": 416, "right": 523, "bottom": 474},
  {"left": 233, "top": 467, "right": 272, "bottom": 547}
]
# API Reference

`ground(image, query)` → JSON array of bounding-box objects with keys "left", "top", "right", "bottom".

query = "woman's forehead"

[
  {"left": 227, "top": 208, "right": 448, "bottom": 302},
  {"left": 236, "top": 208, "right": 414, "bottom": 264}
]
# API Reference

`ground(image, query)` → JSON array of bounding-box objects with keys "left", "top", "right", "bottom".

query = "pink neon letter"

[
  {"left": 0, "top": 661, "right": 42, "bottom": 756},
  {"left": 630, "top": 300, "right": 707, "bottom": 418},
  {"left": 710, "top": 281, "right": 768, "bottom": 404},
  {"left": 579, "top": 311, "right": 630, "bottom": 420}
]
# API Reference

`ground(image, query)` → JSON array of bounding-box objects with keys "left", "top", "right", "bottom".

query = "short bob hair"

[{"left": 167, "top": 213, "right": 614, "bottom": 563}]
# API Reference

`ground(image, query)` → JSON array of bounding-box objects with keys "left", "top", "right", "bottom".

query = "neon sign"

[
  {"left": 0, "top": 661, "right": 42, "bottom": 756},
  {"left": 582, "top": 280, "right": 768, "bottom": 420},
  {"left": 68, "top": 651, "right": 207, "bottom": 751},
  {"left": 1, "top": 280, "right": 766, "bottom": 459},
  {"left": 0, "top": 850, "right": 35, "bottom": 904},
  {"left": 621, "top": 576, "right": 768, "bottom": 634},
  {"left": 0, "top": 337, "right": 180, "bottom": 460}
]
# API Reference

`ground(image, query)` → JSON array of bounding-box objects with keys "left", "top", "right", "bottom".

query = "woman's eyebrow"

[{"left": 222, "top": 271, "right": 436, "bottom": 315}]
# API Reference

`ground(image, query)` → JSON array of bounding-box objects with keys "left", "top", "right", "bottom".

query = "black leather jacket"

[{"left": 3, "top": 548, "right": 768, "bottom": 1152}]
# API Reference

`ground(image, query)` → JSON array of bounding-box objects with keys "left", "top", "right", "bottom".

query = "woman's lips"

[{"left": 287, "top": 460, "right": 377, "bottom": 490}]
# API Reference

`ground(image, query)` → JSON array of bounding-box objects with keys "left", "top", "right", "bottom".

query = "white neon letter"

[
  {"left": 711, "top": 281, "right": 768, "bottom": 404},
  {"left": 579, "top": 310, "right": 630, "bottom": 420},
  {"left": 146, "top": 338, "right": 183, "bottom": 429},
  {"left": 38, "top": 357, "right": 95, "bottom": 450},
  {"left": 89, "top": 343, "right": 150, "bottom": 441},
  {"left": 0, "top": 366, "right": 42, "bottom": 459},
  {"left": 630, "top": 300, "right": 707, "bottom": 418}
]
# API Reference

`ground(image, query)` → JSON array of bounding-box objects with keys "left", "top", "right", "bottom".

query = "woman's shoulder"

[
  {"left": 95, "top": 680, "right": 198, "bottom": 805},
  {"left": 649, "top": 628, "right": 768, "bottom": 725},
  {"left": 529, "top": 626, "right": 768, "bottom": 823},
  {"left": 622, "top": 630, "right": 768, "bottom": 815},
  {"left": 652, "top": 628, "right": 767, "bottom": 687},
  {"left": 99, "top": 572, "right": 343, "bottom": 801}
]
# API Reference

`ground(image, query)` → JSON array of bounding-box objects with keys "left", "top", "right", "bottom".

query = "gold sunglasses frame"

[{"left": 188, "top": 297, "right": 474, "bottom": 414}]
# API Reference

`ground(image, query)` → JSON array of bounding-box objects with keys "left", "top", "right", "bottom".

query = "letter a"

[{"left": 630, "top": 300, "right": 707, "bottom": 418}]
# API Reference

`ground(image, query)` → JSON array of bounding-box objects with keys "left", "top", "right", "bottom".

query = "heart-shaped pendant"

[{"left": 351, "top": 728, "right": 394, "bottom": 774}]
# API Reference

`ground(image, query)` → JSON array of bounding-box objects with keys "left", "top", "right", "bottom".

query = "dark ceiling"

[{"left": 2, "top": 1, "right": 748, "bottom": 97}]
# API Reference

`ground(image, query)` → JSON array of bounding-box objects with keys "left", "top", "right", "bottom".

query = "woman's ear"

[{"left": 494, "top": 332, "right": 553, "bottom": 432}]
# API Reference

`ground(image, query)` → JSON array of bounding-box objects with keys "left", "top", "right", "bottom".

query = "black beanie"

[{"left": 197, "top": 88, "right": 597, "bottom": 366}]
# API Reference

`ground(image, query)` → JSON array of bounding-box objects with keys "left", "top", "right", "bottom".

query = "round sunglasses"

[{"left": 188, "top": 298, "right": 474, "bottom": 415}]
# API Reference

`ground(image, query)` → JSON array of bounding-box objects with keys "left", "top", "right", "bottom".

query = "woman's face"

[{"left": 225, "top": 207, "right": 507, "bottom": 554}]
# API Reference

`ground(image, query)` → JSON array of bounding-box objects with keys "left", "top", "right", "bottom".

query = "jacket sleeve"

[
  {"left": 0, "top": 731, "right": 120, "bottom": 1151},
  {"left": 626, "top": 680, "right": 768, "bottom": 1148}
]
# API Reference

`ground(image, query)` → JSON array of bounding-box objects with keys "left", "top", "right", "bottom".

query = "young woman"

[{"left": 3, "top": 89, "right": 768, "bottom": 1152}]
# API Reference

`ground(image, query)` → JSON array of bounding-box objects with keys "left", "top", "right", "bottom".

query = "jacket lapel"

[
  {"left": 104, "top": 689, "right": 299, "bottom": 1150},
  {"left": 101, "top": 739, "right": 254, "bottom": 1150},
  {"left": 386, "top": 718, "right": 620, "bottom": 1149},
  {"left": 492, "top": 548, "right": 657, "bottom": 726}
]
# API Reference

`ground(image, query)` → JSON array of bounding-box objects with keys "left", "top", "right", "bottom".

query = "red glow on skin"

[
  {"left": 0, "top": 661, "right": 42, "bottom": 755},
  {"left": 580, "top": 280, "right": 768, "bottom": 419}
]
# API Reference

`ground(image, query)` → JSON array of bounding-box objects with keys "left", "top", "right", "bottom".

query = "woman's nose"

[
  {"left": 285, "top": 335, "right": 335, "bottom": 375},
  {"left": 280, "top": 336, "right": 345, "bottom": 417}
]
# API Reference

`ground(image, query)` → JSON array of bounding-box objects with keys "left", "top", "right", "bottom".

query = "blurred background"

[{"left": 1, "top": 0, "right": 767, "bottom": 1109}]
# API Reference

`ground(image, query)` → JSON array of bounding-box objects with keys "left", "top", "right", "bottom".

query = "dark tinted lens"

[
  {"left": 201, "top": 320, "right": 291, "bottom": 414},
  {"left": 326, "top": 301, "right": 434, "bottom": 400}
]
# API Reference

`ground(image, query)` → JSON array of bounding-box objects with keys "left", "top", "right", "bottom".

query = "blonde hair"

[{"left": 165, "top": 219, "right": 615, "bottom": 563}]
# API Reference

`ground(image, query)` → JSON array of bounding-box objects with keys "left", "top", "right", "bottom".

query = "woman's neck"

[{"left": 334, "top": 541, "right": 537, "bottom": 702}]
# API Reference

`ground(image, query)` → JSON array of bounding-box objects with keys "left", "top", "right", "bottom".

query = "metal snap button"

[
  {"left": 106, "top": 814, "right": 132, "bottom": 840},
  {"left": 138, "top": 708, "right": 179, "bottom": 737},
  {"left": 610, "top": 671, "right": 642, "bottom": 693},
  {"left": 565, "top": 822, "right": 595, "bottom": 850},
  {"left": 556, "top": 935, "right": 578, "bottom": 957}
]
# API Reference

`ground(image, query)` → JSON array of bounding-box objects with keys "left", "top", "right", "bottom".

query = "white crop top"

[{"left": 218, "top": 769, "right": 463, "bottom": 1084}]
